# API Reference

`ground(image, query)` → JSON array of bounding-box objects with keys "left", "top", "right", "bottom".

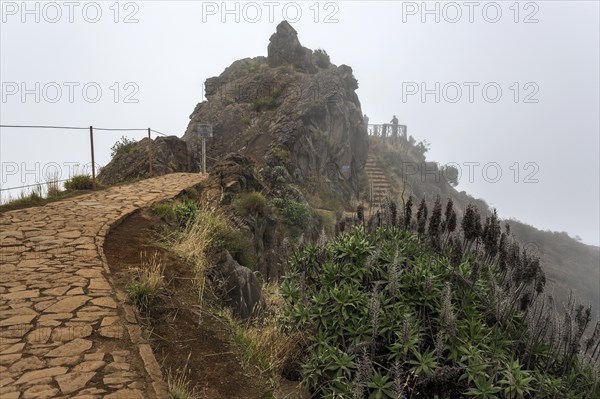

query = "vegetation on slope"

[
  {"left": 366, "top": 135, "right": 599, "bottom": 325},
  {"left": 279, "top": 199, "right": 600, "bottom": 398}
]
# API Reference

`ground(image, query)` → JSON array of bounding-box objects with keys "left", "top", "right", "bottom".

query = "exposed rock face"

[
  {"left": 207, "top": 154, "right": 285, "bottom": 281},
  {"left": 183, "top": 20, "right": 368, "bottom": 201},
  {"left": 212, "top": 153, "right": 262, "bottom": 197},
  {"left": 211, "top": 251, "right": 263, "bottom": 320},
  {"left": 98, "top": 136, "right": 195, "bottom": 185},
  {"left": 267, "top": 20, "right": 316, "bottom": 73}
]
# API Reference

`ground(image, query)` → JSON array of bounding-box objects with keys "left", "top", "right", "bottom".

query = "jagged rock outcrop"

[
  {"left": 183, "top": 20, "right": 368, "bottom": 201},
  {"left": 212, "top": 153, "right": 263, "bottom": 197},
  {"left": 206, "top": 154, "right": 285, "bottom": 281},
  {"left": 98, "top": 136, "right": 195, "bottom": 185},
  {"left": 267, "top": 20, "right": 317, "bottom": 73},
  {"left": 211, "top": 250, "right": 263, "bottom": 320}
]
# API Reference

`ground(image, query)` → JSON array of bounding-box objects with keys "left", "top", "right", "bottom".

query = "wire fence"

[{"left": 0, "top": 124, "right": 171, "bottom": 194}]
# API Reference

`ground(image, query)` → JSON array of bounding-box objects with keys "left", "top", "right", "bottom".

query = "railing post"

[
  {"left": 89, "top": 126, "right": 96, "bottom": 189},
  {"left": 147, "top": 128, "right": 153, "bottom": 177},
  {"left": 202, "top": 137, "right": 206, "bottom": 175}
]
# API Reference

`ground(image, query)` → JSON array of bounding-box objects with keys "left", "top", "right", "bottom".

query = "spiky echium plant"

[
  {"left": 427, "top": 195, "right": 443, "bottom": 248},
  {"left": 450, "top": 234, "right": 464, "bottom": 270},
  {"left": 352, "top": 347, "right": 375, "bottom": 399},
  {"left": 441, "top": 198, "right": 457, "bottom": 247},
  {"left": 434, "top": 330, "right": 446, "bottom": 360},
  {"left": 403, "top": 196, "right": 413, "bottom": 231},
  {"left": 381, "top": 196, "right": 393, "bottom": 228},
  {"left": 496, "top": 229, "right": 509, "bottom": 275},
  {"left": 370, "top": 285, "right": 381, "bottom": 357},
  {"left": 583, "top": 321, "right": 600, "bottom": 364},
  {"left": 357, "top": 203, "right": 365, "bottom": 225},
  {"left": 440, "top": 282, "right": 457, "bottom": 339},
  {"left": 523, "top": 293, "right": 555, "bottom": 369},
  {"left": 381, "top": 195, "right": 398, "bottom": 228},
  {"left": 469, "top": 260, "right": 481, "bottom": 286},
  {"left": 461, "top": 203, "right": 482, "bottom": 253},
  {"left": 482, "top": 209, "right": 501, "bottom": 263},
  {"left": 392, "top": 361, "right": 406, "bottom": 399},
  {"left": 389, "top": 201, "right": 398, "bottom": 228},
  {"left": 281, "top": 209, "right": 598, "bottom": 398},
  {"left": 388, "top": 250, "right": 400, "bottom": 300},
  {"left": 416, "top": 198, "right": 428, "bottom": 237}
]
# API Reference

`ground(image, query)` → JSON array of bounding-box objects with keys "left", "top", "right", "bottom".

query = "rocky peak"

[
  {"left": 183, "top": 21, "right": 368, "bottom": 202},
  {"left": 267, "top": 20, "right": 317, "bottom": 73}
]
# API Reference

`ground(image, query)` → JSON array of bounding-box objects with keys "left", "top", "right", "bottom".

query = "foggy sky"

[{"left": 1, "top": 1, "right": 598, "bottom": 246}]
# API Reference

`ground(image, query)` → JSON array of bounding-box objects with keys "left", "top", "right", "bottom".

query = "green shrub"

[
  {"left": 252, "top": 87, "right": 283, "bottom": 112},
  {"left": 272, "top": 147, "right": 290, "bottom": 163},
  {"left": 272, "top": 198, "right": 310, "bottom": 229},
  {"left": 279, "top": 226, "right": 600, "bottom": 398},
  {"left": 110, "top": 136, "right": 138, "bottom": 157},
  {"left": 152, "top": 203, "right": 176, "bottom": 220},
  {"left": 64, "top": 175, "right": 94, "bottom": 190},
  {"left": 181, "top": 187, "right": 200, "bottom": 201},
  {"left": 314, "top": 209, "right": 336, "bottom": 237},
  {"left": 252, "top": 96, "right": 277, "bottom": 112},
  {"left": 314, "top": 49, "right": 331, "bottom": 68},
  {"left": 224, "top": 229, "right": 257, "bottom": 270},
  {"left": 233, "top": 192, "right": 267, "bottom": 216},
  {"left": 173, "top": 200, "right": 198, "bottom": 226}
]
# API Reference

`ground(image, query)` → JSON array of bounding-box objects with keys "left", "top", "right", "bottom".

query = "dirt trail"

[{"left": 104, "top": 209, "right": 269, "bottom": 399}]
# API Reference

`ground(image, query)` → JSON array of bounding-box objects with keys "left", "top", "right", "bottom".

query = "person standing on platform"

[{"left": 391, "top": 115, "right": 399, "bottom": 138}]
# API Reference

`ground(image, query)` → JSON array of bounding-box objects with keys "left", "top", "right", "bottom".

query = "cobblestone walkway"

[{"left": 0, "top": 173, "right": 204, "bottom": 399}]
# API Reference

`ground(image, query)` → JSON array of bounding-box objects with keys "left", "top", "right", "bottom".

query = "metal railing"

[
  {"left": 367, "top": 123, "right": 408, "bottom": 138},
  {"left": 0, "top": 124, "right": 170, "bottom": 193}
]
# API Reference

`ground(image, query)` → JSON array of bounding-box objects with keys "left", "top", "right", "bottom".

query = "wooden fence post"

[
  {"left": 148, "top": 128, "right": 153, "bottom": 177},
  {"left": 89, "top": 126, "right": 96, "bottom": 189}
]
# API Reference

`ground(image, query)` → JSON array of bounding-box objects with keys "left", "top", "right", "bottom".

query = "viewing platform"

[{"left": 367, "top": 123, "right": 408, "bottom": 138}]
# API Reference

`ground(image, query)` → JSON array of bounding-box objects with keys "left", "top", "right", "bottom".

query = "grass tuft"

[
  {"left": 167, "top": 353, "right": 203, "bottom": 399},
  {"left": 127, "top": 252, "right": 165, "bottom": 313},
  {"left": 220, "top": 284, "right": 306, "bottom": 389},
  {"left": 64, "top": 174, "right": 94, "bottom": 190},
  {"left": 46, "top": 171, "right": 62, "bottom": 198}
]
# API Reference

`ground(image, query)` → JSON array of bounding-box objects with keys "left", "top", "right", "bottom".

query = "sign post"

[{"left": 196, "top": 124, "right": 213, "bottom": 175}]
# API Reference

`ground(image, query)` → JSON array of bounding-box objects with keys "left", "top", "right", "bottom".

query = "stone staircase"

[{"left": 365, "top": 157, "right": 392, "bottom": 206}]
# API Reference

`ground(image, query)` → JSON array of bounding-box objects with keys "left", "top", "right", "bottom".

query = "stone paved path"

[{"left": 0, "top": 173, "right": 204, "bottom": 399}]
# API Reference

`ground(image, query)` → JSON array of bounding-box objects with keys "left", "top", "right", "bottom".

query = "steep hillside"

[
  {"left": 508, "top": 222, "right": 600, "bottom": 317},
  {"left": 367, "top": 135, "right": 600, "bottom": 319}
]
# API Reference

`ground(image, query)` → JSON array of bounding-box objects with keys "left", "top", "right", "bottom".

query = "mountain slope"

[{"left": 367, "top": 135, "right": 600, "bottom": 319}]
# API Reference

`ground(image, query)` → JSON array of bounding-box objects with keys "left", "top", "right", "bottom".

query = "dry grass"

[
  {"left": 170, "top": 207, "right": 230, "bottom": 301},
  {"left": 45, "top": 171, "right": 62, "bottom": 198},
  {"left": 166, "top": 353, "right": 204, "bottom": 399},
  {"left": 1, "top": 185, "right": 43, "bottom": 207},
  {"left": 220, "top": 284, "right": 307, "bottom": 389},
  {"left": 127, "top": 252, "right": 165, "bottom": 313}
]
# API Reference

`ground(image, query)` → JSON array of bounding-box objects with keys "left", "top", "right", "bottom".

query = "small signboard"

[{"left": 196, "top": 124, "right": 213, "bottom": 138}]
